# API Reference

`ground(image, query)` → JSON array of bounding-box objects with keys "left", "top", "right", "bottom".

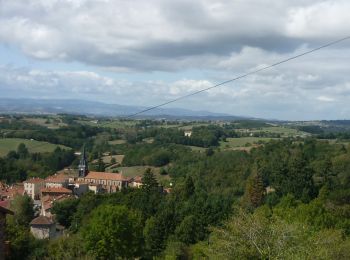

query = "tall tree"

[
  {"left": 82, "top": 205, "right": 143, "bottom": 259},
  {"left": 141, "top": 168, "right": 159, "bottom": 192},
  {"left": 243, "top": 165, "right": 265, "bottom": 209},
  {"left": 10, "top": 194, "right": 34, "bottom": 226},
  {"left": 17, "top": 143, "right": 29, "bottom": 159}
]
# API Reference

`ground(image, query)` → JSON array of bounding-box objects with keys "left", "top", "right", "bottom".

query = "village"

[{"left": 0, "top": 148, "right": 146, "bottom": 242}]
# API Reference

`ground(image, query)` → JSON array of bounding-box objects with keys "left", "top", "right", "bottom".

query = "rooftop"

[
  {"left": 45, "top": 173, "right": 69, "bottom": 183},
  {"left": 132, "top": 176, "right": 143, "bottom": 183},
  {"left": 30, "top": 215, "right": 54, "bottom": 226},
  {"left": 85, "top": 171, "right": 130, "bottom": 181},
  {"left": 24, "top": 177, "right": 44, "bottom": 184},
  {"left": 41, "top": 187, "right": 72, "bottom": 194}
]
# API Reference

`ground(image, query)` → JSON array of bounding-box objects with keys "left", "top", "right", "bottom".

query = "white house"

[{"left": 23, "top": 178, "right": 44, "bottom": 200}]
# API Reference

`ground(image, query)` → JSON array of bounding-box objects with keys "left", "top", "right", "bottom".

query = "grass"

[
  {"left": 22, "top": 117, "right": 67, "bottom": 129},
  {"left": 188, "top": 146, "right": 206, "bottom": 152},
  {"left": 77, "top": 119, "right": 137, "bottom": 129},
  {"left": 246, "top": 126, "right": 308, "bottom": 137},
  {"left": 142, "top": 137, "right": 154, "bottom": 144},
  {"left": 0, "top": 138, "right": 71, "bottom": 157},
  {"left": 108, "top": 139, "right": 127, "bottom": 145},
  {"left": 219, "top": 137, "right": 278, "bottom": 151},
  {"left": 112, "top": 165, "right": 170, "bottom": 183},
  {"left": 94, "top": 155, "right": 125, "bottom": 164}
]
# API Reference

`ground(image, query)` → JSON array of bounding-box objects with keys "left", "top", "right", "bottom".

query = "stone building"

[{"left": 30, "top": 215, "right": 56, "bottom": 239}]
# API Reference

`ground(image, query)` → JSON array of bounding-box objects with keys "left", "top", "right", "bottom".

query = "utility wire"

[{"left": 124, "top": 36, "right": 350, "bottom": 119}]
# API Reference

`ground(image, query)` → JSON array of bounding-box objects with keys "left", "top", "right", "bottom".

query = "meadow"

[{"left": 0, "top": 138, "right": 70, "bottom": 157}]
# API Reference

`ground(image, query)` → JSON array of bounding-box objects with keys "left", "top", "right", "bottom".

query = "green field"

[
  {"left": 113, "top": 166, "right": 170, "bottom": 185},
  {"left": 22, "top": 117, "right": 67, "bottom": 129},
  {"left": 77, "top": 119, "right": 137, "bottom": 129},
  {"left": 188, "top": 146, "right": 206, "bottom": 152},
  {"left": 0, "top": 138, "right": 71, "bottom": 157},
  {"left": 220, "top": 137, "right": 278, "bottom": 150},
  {"left": 108, "top": 139, "right": 127, "bottom": 145},
  {"left": 249, "top": 126, "right": 308, "bottom": 137}
]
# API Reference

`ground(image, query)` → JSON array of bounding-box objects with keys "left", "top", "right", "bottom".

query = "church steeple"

[{"left": 78, "top": 145, "right": 88, "bottom": 177}]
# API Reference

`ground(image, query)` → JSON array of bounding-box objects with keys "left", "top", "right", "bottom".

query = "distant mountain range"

[{"left": 0, "top": 98, "right": 249, "bottom": 120}]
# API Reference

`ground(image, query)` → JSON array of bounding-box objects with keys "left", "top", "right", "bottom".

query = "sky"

[{"left": 0, "top": 0, "right": 350, "bottom": 120}]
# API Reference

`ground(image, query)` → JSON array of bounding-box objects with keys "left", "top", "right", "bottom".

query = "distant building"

[
  {"left": 73, "top": 148, "right": 131, "bottom": 193},
  {"left": 0, "top": 205, "right": 13, "bottom": 260},
  {"left": 130, "top": 176, "right": 143, "bottom": 188},
  {"left": 41, "top": 187, "right": 72, "bottom": 197},
  {"left": 45, "top": 174, "right": 69, "bottom": 188},
  {"left": 184, "top": 130, "right": 192, "bottom": 137},
  {"left": 23, "top": 178, "right": 44, "bottom": 200},
  {"left": 68, "top": 182, "right": 89, "bottom": 197},
  {"left": 0, "top": 183, "right": 24, "bottom": 200},
  {"left": 41, "top": 194, "right": 72, "bottom": 217},
  {"left": 30, "top": 216, "right": 56, "bottom": 239},
  {"left": 78, "top": 171, "right": 130, "bottom": 192}
]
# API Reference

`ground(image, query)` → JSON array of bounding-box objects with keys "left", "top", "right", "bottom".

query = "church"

[{"left": 72, "top": 148, "right": 132, "bottom": 193}]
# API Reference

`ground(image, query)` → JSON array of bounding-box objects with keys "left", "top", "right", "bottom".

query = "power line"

[{"left": 124, "top": 36, "right": 350, "bottom": 119}]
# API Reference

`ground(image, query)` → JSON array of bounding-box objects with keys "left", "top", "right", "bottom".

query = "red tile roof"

[
  {"left": 30, "top": 216, "right": 54, "bottom": 225},
  {"left": 41, "top": 194, "right": 72, "bottom": 211},
  {"left": 24, "top": 177, "right": 44, "bottom": 184},
  {"left": 41, "top": 187, "right": 72, "bottom": 194},
  {"left": 132, "top": 176, "right": 142, "bottom": 183},
  {"left": 45, "top": 173, "right": 69, "bottom": 183},
  {"left": 85, "top": 171, "right": 130, "bottom": 181}
]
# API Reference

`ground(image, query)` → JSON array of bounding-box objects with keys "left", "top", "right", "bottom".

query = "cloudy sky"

[{"left": 1, "top": 0, "right": 350, "bottom": 120}]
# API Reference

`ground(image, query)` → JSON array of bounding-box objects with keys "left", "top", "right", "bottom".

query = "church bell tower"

[{"left": 78, "top": 146, "right": 89, "bottom": 177}]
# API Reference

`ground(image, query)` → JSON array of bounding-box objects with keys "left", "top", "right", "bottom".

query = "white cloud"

[
  {"left": 0, "top": 1, "right": 350, "bottom": 119},
  {"left": 1, "top": 65, "right": 350, "bottom": 120},
  {"left": 2, "top": 0, "right": 349, "bottom": 71},
  {"left": 317, "top": 96, "right": 335, "bottom": 102}
]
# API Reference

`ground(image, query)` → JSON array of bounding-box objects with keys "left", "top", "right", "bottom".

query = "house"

[
  {"left": 68, "top": 181, "right": 89, "bottom": 197},
  {"left": 130, "top": 176, "right": 143, "bottom": 188},
  {"left": 41, "top": 187, "right": 72, "bottom": 197},
  {"left": 184, "top": 130, "right": 192, "bottom": 137},
  {"left": 70, "top": 148, "right": 133, "bottom": 194},
  {"left": 0, "top": 205, "right": 14, "bottom": 260},
  {"left": 45, "top": 174, "right": 69, "bottom": 188},
  {"left": 41, "top": 194, "right": 72, "bottom": 217},
  {"left": 0, "top": 183, "right": 24, "bottom": 200},
  {"left": 78, "top": 171, "right": 130, "bottom": 192},
  {"left": 87, "top": 183, "right": 102, "bottom": 194},
  {"left": 30, "top": 216, "right": 56, "bottom": 239},
  {"left": 23, "top": 178, "right": 44, "bottom": 200}
]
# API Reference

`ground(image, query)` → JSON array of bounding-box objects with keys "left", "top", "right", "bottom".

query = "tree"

[
  {"left": 175, "top": 215, "right": 198, "bottom": 244},
  {"left": 10, "top": 194, "right": 34, "bottom": 226},
  {"left": 242, "top": 166, "right": 265, "bottom": 209},
  {"left": 82, "top": 205, "right": 143, "bottom": 259},
  {"left": 141, "top": 168, "right": 159, "bottom": 192},
  {"left": 97, "top": 157, "right": 105, "bottom": 172},
  {"left": 198, "top": 208, "right": 350, "bottom": 259},
  {"left": 17, "top": 143, "right": 29, "bottom": 159},
  {"left": 51, "top": 198, "right": 79, "bottom": 227}
]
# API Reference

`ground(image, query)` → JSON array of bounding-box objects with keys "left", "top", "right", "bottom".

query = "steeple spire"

[{"left": 78, "top": 145, "right": 88, "bottom": 177}]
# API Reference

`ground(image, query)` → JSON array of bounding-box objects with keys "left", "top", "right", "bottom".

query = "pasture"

[
  {"left": 0, "top": 138, "right": 70, "bottom": 157},
  {"left": 219, "top": 137, "right": 278, "bottom": 151}
]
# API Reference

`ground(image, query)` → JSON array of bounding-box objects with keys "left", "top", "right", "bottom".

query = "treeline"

[
  {"left": 5, "top": 137, "right": 350, "bottom": 259},
  {"left": 0, "top": 144, "right": 75, "bottom": 182}
]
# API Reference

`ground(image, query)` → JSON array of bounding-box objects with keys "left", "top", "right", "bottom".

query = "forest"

[{"left": 2, "top": 116, "right": 350, "bottom": 259}]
